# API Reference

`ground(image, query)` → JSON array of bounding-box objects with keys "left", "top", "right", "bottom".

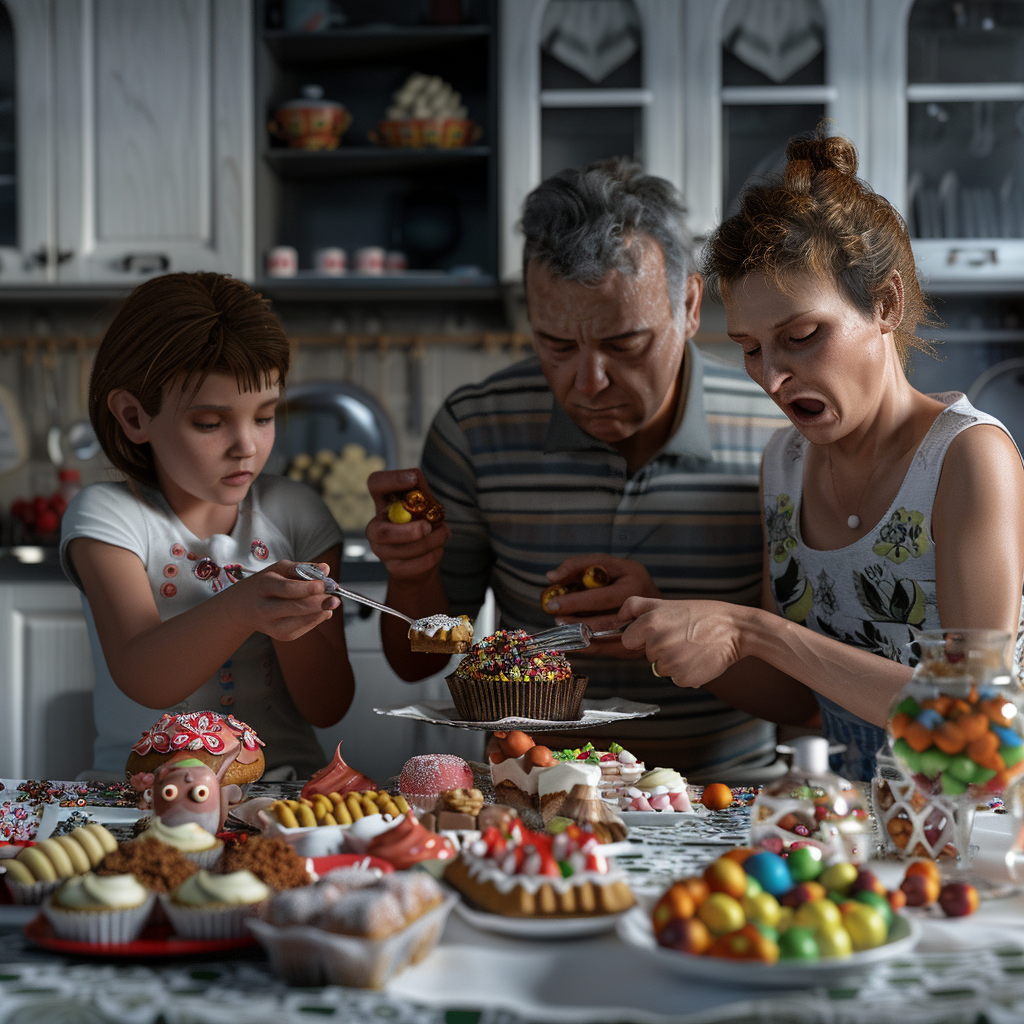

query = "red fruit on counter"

[
  {"left": 938, "top": 881, "right": 979, "bottom": 917},
  {"left": 900, "top": 872, "right": 940, "bottom": 907},
  {"left": 701, "top": 783, "right": 734, "bottom": 810}
]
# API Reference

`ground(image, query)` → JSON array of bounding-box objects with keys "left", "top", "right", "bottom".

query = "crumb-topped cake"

[
  {"left": 408, "top": 614, "right": 474, "bottom": 654},
  {"left": 446, "top": 630, "right": 588, "bottom": 721},
  {"left": 443, "top": 820, "right": 634, "bottom": 917}
]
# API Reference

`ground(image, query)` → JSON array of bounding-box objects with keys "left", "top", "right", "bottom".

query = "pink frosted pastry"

[
  {"left": 301, "top": 742, "right": 377, "bottom": 801},
  {"left": 398, "top": 754, "right": 474, "bottom": 813},
  {"left": 365, "top": 813, "right": 456, "bottom": 870}
]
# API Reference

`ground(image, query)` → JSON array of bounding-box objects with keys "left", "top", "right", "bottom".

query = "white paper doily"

[{"left": 372, "top": 697, "right": 659, "bottom": 732}]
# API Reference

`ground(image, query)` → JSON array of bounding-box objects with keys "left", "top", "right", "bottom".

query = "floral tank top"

[{"left": 762, "top": 393, "right": 1024, "bottom": 782}]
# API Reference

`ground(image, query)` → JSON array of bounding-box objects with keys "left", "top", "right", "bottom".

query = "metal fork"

[{"left": 518, "top": 621, "right": 630, "bottom": 656}]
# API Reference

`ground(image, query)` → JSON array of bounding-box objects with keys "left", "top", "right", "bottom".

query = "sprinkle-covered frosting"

[{"left": 453, "top": 629, "right": 572, "bottom": 684}]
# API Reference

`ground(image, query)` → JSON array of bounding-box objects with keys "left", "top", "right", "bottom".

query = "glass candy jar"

[
  {"left": 887, "top": 629, "right": 1024, "bottom": 866},
  {"left": 749, "top": 736, "right": 872, "bottom": 864}
]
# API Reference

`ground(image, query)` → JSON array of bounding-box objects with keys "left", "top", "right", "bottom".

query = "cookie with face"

[{"left": 152, "top": 753, "right": 240, "bottom": 833}]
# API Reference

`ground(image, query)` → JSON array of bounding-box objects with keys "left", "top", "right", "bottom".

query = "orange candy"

[
  {"left": 889, "top": 712, "right": 911, "bottom": 740},
  {"left": 676, "top": 876, "right": 711, "bottom": 907},
  {"left": 720, "top": 847, "right": 757, "bottom": 866},
  {"left": 979, "top": 698, "right": 1013, "bottom": 728},
  {"left": 707, "top": 923, "right": 779, "bottom": 963},
  {"left": 702, "top": 783, "right": 734, "bottom": 810},
  {"left": 958, "top": 714, "right": 991, "bottom": 743},
  {"left": 934, "top": 721, "right": 968, "bottom": 756},
  {"left": 652, "top": 883, "right": 696, "bottom": 932},
  {"left": 903, "top": 720, "right": 935, "bottom": 754},
  {"left": 922, "top": 696, "right": 954, "bottom": 717},
  {"left": 967, "top": 731, "right": 1005, "bottom": 772},
  {"left": 703, "top": 857, "right": 748, "bottom": 900}
]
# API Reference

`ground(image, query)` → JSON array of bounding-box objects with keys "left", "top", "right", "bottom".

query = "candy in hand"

[
  {"left": 386, "top": 489, "right": 445, "bottom": 524},
  {"left": 540, "top": 565, "right": 610, "bottom": 612}
]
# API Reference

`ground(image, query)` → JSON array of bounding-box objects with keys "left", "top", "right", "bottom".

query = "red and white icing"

[
  {"left": 131, "top": 711, "right": 263, "bottom": 762},
  {"left": 365, "top": 812, "right": 456, "bottom": 869},
  {"left": 301, "top": 742, "right": 376, "bottom": 801},
  {"left": 398, "top": 754, "right": 474, "bottom": 812},
  {"left": 462, "top": 821, "right": 622, "bottom": 895}
]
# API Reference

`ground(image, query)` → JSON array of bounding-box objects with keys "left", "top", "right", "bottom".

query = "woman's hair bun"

[{"left": 783, "top": 135, "right": 858, "bottom": 190}]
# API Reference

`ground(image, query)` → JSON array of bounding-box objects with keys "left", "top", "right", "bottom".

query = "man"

[{"left": 366, "top": 158, "right": 803, "bottom": 779}]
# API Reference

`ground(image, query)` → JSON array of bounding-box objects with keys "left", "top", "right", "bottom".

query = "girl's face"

[
  {"left": 139, "top": 371, "right": 280, "bottom": 507},
  {"left": 724, "top": 271, "right": 899, "bottom": 444}
]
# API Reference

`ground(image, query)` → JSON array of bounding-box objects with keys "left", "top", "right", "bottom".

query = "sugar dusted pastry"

[{"left": 408, "top": 613, "right": 474, "bottom": 653}]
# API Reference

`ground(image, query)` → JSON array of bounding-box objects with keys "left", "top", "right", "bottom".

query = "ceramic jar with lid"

[{"left": 269, "top": 85, "right": 352, "bottom": 150}]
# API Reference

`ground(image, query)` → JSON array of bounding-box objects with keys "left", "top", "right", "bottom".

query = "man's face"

[{"left": 527, "top": 242, "right": 699, "bottom": 447}]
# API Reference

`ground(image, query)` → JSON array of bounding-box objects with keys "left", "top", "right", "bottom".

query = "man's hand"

[
  {"left": 618, "top": 597, "right": 744, "bottom": 685},
  {"left": 234, "top": 561, "right": 340, "bottom": 642},
  {"left": 544, "top": 554, "right": 660, "bottom": 658},
  {"left": 365, "top": 468, "right": 451, "bottom": 583}
]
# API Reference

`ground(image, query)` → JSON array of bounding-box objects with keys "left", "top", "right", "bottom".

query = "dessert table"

[{"left": 4, "top": 783, "right": 1024, "bottom": 1024}]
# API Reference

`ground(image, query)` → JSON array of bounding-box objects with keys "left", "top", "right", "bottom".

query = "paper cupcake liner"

[
  {"left": 161, "top": 895, "right": 268, "bottom": 940},
  {"left": 446, "top": 673, "right": 588, "bottom": 722},
  {"left": 42, "top": 892, "right": 156, "bottom": 945},
  {"left": 247, "top": 893, "right": 457, "bottom": 989},
  {"left": 3, "top": 876, "right": 63, "bottom": 906},
  {"left": 180, "top": 844, "right": 223, "bottom": 869}
]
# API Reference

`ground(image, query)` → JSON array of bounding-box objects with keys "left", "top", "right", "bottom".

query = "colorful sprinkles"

[{"left": 453, "top": 629, "right": 573, "bottom": 684}]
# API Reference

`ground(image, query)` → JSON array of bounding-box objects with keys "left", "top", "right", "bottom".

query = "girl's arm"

[
  {"left": 68, "top": 537, "right": 340, "bottom": 709},
  {"left": 271, "top": 544, "right": 355, "bottom": 728},
  {"left": 620, "top": 425, "right": 1024, "bottom": 729}
]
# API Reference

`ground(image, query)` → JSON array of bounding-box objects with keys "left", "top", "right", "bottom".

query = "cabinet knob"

[{"left": 119, "top": 253, "right": 171, "bottom": 274}]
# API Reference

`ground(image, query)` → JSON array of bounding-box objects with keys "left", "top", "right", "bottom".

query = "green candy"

[
  {"left": 894, "top": 738, "right": 924, "bottom": 774},
  {"left": 786, "top": 846, "right": 824, "bottom": 882},
  {"left": 948, "top": 755, "right": 997, "bottom": 786},
  {"left": 918, "top": 747, "right": 952, "bottom": 779},
  {"left": 895, "top": 697, "right": 922, "bottom": 717},
  {"left": 1002, "top": 744, "right": 1024, "bottom": 768},
  {"left": 753, "top": 922, "right": 778, "bottom": 942},
  {"left": 744, "top": 874, "right": 763, "bottom": 898},
  {"left": 779, "top": 926, "right": 819, "bottom": 961},
  {"left": 855, "top": 890, "right": 894, "bottom": 930},
  {"left": 940, "top": 770, "right": 968, "bottom": 796}
]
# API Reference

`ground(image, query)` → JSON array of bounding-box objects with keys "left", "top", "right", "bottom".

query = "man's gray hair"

[{"left": 520, "top": 158, "right": 696, "bottom": 318}]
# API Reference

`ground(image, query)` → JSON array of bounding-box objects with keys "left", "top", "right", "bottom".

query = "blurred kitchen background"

[{"left": 2, "top": 0, "right": 1024, "bottom": 782}]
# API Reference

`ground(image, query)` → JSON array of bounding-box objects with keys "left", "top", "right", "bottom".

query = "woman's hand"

[
  {"left": 545, "top": 555, "right": 660, "bottom": 659},
  {"left": 365, "top": 468, "right": 450, "bottom": 584},
  {"left": 618, "top": 597, "right": 745, "bottom": 685},
  {"left": 234, "top": 560, "right": 340, "bottom": 642}
]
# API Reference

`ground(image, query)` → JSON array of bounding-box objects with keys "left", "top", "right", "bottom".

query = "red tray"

[
  {"left": 24, "top": 916, "right": 258, "bottom": 957},
  {"left": 21, "top": 852, "right": 394, "bottom": 956}
]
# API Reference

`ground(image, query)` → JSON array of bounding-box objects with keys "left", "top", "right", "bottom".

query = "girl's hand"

[
  {"left": 236, "top": 560, "right": 340, "bottom": 641},
  {"left": 618, "top": 597, "right": 744, "bottom": 686},
  {"left": 365, "top": 468, "right": 450, "bottom": 583},
  {"left": 545, "top": 555, "right": 660, "bottom": 659}
]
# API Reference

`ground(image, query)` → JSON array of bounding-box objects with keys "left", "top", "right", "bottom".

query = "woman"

[{"left": 618, "top": 133, "right": 1024, "bottom": 780}]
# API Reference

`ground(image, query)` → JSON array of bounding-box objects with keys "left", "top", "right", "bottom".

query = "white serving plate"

[
  {"left": 453, "top": 898, "right": 630, "bottom": 939},
  {"left": 35, "top": 803, "right": 148, "bottom": 841},
  {"left": 617, "top": 808, "right": 707, "bottom": 826},
  {"left": 373, "top": 697, "right": 659, "bottom": 732},
  {"left": 616, "top": 906, "right": 921, "bottom": 989}
]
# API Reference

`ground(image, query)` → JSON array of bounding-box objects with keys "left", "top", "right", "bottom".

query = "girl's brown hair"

[
  {"left": 703, "top": 130, "right": 937, "bottom": 366},
  {"left": 90, "top": 272, "right": 290, "bottom": 487}
]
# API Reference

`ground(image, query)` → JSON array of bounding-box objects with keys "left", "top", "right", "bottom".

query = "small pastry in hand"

[
  {"left": 386, "top": 489, "right": 444, "bottom": 524},
  {"left": 408, "top": 613, "right": 474, "bottom": 653},
  {"left": 540, "top": 565, "right": 611, "bottom": 613}
]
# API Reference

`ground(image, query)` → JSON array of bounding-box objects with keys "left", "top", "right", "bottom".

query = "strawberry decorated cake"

[{"left": 443, "top": 820, "right": 634, "bottom": 917}]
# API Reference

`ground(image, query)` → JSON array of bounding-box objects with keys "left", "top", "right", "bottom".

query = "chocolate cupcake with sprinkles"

[{"left": 446, "top": 629, "right": 588, "bottom": 722}]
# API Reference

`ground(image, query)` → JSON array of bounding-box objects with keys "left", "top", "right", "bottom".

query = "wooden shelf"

[
  {"left": 262, "top": 26, "right": 490, "bottom": 65},
  {"left": 256, "top": 273, "right": 501, "bottom": 301},
  {"left": 263, "top": 146, "right": 490, "bottom": 177}
]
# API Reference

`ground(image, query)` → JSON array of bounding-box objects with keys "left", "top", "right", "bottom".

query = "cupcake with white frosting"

[
  {"left": 43, "top": 873, "right": 155, "bottom": 944},
  {"left": 162, "top": 869, "right": 270, "bottom": 940},
  {"left": 143, "top": 815, "right": 223, "bottom": 868}
]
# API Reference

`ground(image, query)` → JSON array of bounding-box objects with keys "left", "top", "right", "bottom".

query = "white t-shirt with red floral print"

[{"left": 60, "top": 474, "right": 343, "bottom": 776}]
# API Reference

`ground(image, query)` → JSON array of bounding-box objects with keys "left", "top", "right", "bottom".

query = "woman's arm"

[
  {"left": 68, "top": 537, "right": 340, "bottom": 709},
  {"left": 271, "top": 544, "right": 355, "bottom": 728}
]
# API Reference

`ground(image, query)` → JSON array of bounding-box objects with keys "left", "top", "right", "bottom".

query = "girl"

[
  {"left": 618, "top": 133, "right": 1024, "bottom": 780},
  {"left": 61, "top": 272, "right": 355, "bottom": 778}
]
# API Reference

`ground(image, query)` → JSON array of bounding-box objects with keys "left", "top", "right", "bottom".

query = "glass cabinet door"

[
  {"left": 906, "top": 0, "right": 1024, "bottom": 249},
  {"left": 0, "top": 7, "right": 14, "bottom": 250}
]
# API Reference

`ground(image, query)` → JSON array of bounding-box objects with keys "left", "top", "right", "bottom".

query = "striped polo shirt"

[{"left": 421, "top": 339, "right": 790, "bottom": 780}]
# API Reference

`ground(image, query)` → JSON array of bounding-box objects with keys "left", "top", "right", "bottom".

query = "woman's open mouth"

[{"left": 789, "top": 398, "right": 826, "bottom": 424}]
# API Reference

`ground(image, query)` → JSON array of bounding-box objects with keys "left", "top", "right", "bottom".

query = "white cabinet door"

[
  {"left": 0, "top": 582, "right": 95, "bottom": 780},
  {"left": 51, "top": 0, "right": 254, "bottom": 283},
  {"left": 0, "top": 0, "right": 55, "bottom": 284}
]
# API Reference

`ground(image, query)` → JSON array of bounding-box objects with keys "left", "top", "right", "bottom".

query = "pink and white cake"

[
  {"left": 612, "top": 767, "right": 692, "bottom": 813},
  {"left": 398, "top": 754, "right": 474, "bottom": 814}
]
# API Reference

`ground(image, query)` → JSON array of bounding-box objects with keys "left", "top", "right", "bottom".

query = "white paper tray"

[{"left": 372, "top": 697, "right": 659, "bottom": 732}]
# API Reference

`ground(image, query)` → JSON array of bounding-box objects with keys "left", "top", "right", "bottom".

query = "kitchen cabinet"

[
  {"left": 0, "top": 579, "right": 95, "bottom": 779},
  {"left": 869, "top": 0, "right": 1024, "bottom": 286},
  {"left": 255, "top": 0, "right": 499, "bottom": 296},
  {"left": 0, "top": 0, "right": 254, "bottom": 288}
]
